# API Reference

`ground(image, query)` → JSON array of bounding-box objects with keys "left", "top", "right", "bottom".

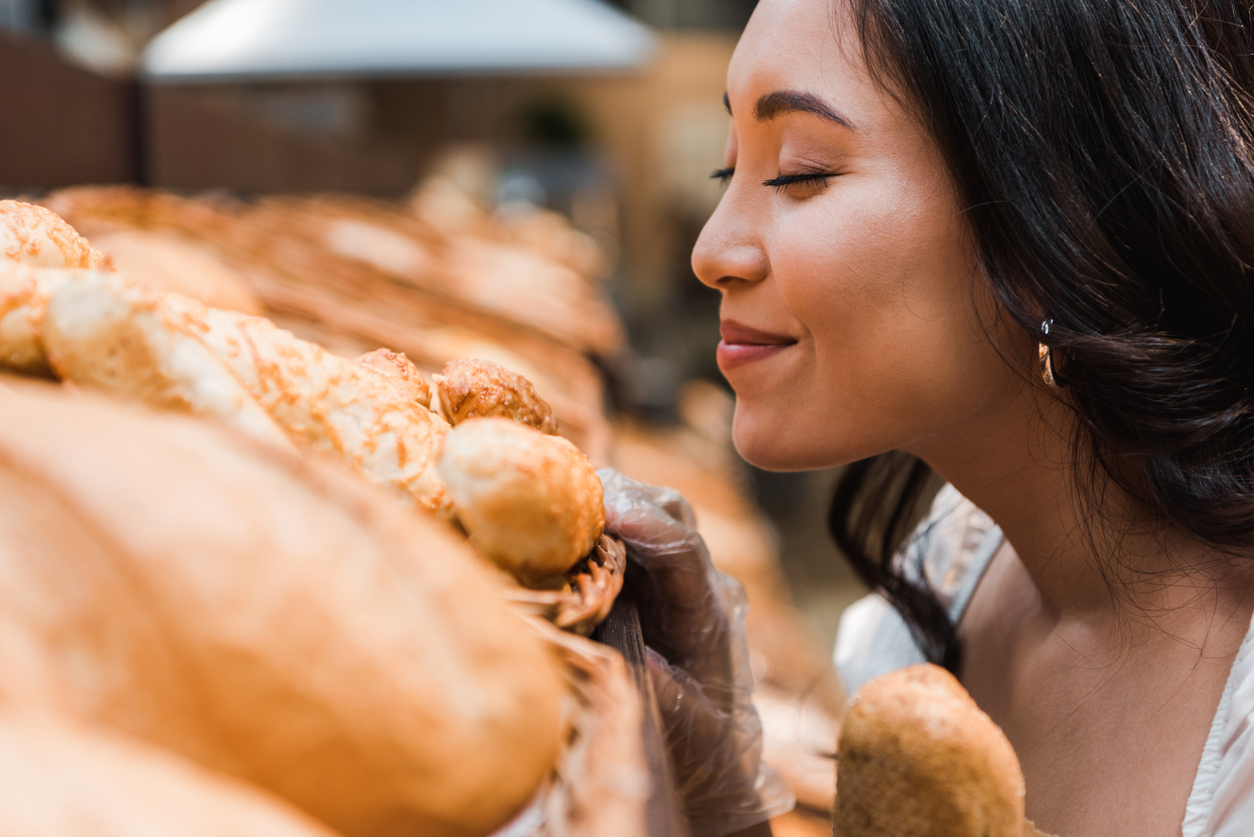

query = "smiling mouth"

[{"left": 717, "top": 321, "right": 798, "bottom": 371}]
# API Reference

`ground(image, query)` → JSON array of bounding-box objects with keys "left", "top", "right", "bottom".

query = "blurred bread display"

[
  {"left": 42, "top": 185, "right": 614, "bottom": 461},
  {"left": 87, "top": 226, "right": 266, "bottom": 314},
  {"left": 0, "top": 716, "right": 339, "bottom": 837}
]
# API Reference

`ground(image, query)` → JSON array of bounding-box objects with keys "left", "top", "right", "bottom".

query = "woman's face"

[{"left": 693, "top": 0, "right": 1030, "bottom": 471}]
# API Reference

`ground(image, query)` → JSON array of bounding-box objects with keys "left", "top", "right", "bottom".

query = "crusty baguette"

[
  {"left": 0, "top": 380, "right": 565, "bottom": 837},
  {"left": 834, "top": 664, "right": 1027, "bottom": 837},
  {"left": 438, "top": 417, "right": 605, "bottom": 583},
  {"left": 0, "top": 716, "right": 339, "bottom": 837}
]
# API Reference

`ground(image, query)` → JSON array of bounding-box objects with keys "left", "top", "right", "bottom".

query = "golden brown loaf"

[
  {"left": 0, "top": 200, "right": 107, "bottom": 270},
  {"left": 434, "top": 357, "right": 559, "bottom": 435},
  {"left": 438, "top": 417, "right": 606, "bottom": 584},
  {"left": 0, "top": 716, "right": 339, "bottom": 837},
  {"left": 0, "top": 380, "right": 565, "bottom": 837},
  {"left": 834, "top": 664, "right": 1027, "bottom": 837}
]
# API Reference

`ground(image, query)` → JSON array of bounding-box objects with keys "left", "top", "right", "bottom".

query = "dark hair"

[{"left": 830, "top": 0, "right": 1254, "bottom": 671}]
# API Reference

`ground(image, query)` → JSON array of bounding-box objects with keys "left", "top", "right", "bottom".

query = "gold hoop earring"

[{"left": 1038, "top": 319, "right": 1065, "bottom": 388}]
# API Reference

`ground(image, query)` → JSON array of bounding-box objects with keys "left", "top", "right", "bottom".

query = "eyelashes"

[
  {"left": 709, "top": 167, "right": 836, "bottom": 193},
  {"left": 762, "top": 172, "right": 832, "bottom": 191}
]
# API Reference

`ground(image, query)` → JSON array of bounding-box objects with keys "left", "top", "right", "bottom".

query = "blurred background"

[{"left": 0, "top": 0, "right": 864, "bottom": 677}]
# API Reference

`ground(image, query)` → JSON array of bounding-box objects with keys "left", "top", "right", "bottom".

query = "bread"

[
  {"left": 41, "top": 271, "right": 292, "bottom": 450},
  {"left": 5, "top": 200, "right": 599, "bottom": 569},
  {"left": 0, "top": 379, "right": 565, "bottom": 837},
  {"left": 0, "top": 716, "right": 338, "bottom": 837},
  {"left": 355, "top": 347, "right": 433, "bottom": 409},
  {"left": 438, "top": 417, "right": 605, "bottom": 583},
  {"left": 1, "top": 264, "right": 87, "bottom": 375},
  {"left": 834, "top": 664, "right": 1026, "bottom": 837},
  {"left": 87, "top": 226, "right": 266, "bottom": 315},
  {"left": 434, "top": 357, "right": 559, "bottom": 434},
  {"left": 182, "top": 301, "right": 452, "bottom": 515},
  {"left": 1, "top": 200, "right": 106, "bottom": 269},
  {"left": 32, "top": 265, "right": 449, "bottom": 514}
]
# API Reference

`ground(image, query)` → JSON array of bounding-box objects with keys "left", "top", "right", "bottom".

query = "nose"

[{"left": 691, "top": 186, "right": 769, "bottom": 291}]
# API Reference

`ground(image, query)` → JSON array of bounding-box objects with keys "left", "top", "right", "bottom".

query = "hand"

[{"left": 599, "top": 470, "right": 793, "bottom": 837}]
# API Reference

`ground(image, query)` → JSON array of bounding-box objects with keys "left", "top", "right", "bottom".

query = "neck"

[{"left": 908, "top": 379, "right": 1240, "bottom": 621}]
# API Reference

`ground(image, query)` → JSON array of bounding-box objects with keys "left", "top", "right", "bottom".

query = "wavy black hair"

[{"left": 830, "top": 0, "right": 1254, "bottom": 672}]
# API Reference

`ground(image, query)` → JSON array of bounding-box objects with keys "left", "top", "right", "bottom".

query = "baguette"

[{"left": 0, "top": 380, "right": 564, "bottom": 837}]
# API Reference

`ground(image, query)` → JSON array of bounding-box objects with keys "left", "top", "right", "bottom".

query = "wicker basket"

[{"left": 503, "top": 535, "right": 627, "bottom": 637}]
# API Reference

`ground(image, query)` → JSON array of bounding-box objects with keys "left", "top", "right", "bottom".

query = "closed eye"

[
  {"left": 711, "top": 167, "right": 735, "bottom": 184},
  {"left": 763, "top": 172, "right": 833, "bottom": 191}
]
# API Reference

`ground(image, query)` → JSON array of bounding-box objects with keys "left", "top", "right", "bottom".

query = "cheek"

[
  {"left": 777, "top": 180, "right": 965, "bottom": 340},
  {"left": 733, "top": 184, "right": 1014, "bottom": 469}
]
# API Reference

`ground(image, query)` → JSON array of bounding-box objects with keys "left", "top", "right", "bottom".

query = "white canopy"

[{"left": 143, "top": 0, "right": 656, "bottom": 81}]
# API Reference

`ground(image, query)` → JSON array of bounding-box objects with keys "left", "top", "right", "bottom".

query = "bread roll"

[
  {"left": 437, "top": 417, "right": 605, "bottom": 584},
  {"left": 0, "top": 716, "right": 338, "bottom": 837},
  {"left": 1, "top": 200, "right": 106, "bottom": 269},
  {"left": 834, "top": 664, "right": 1026, "bottom": 837},
  {"left": 0, "top": 381, "right": 565, "bottom": 837},
  {"left": 434, "top": 357, "right": 559, "bottom": 435}
]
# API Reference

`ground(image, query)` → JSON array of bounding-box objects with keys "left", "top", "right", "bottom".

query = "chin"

[
  {"left": 730, "top": 405, "right": 825, "bottom": 472},
  {"left": 731, "top": 399, "right": 896, "bottom": 472}
]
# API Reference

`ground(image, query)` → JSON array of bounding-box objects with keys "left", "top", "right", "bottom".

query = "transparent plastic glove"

[{"left": 598, "top": 469, "right": 794, "bottom": 837}]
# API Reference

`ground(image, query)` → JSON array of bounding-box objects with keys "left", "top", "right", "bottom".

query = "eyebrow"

[{"left": 753, "top": 90, "right": 856, "bottom": 130}]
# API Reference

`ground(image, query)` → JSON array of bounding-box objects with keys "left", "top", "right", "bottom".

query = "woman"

[{"left": 610, "top": 0, "right": 1254, "bottom": 835}]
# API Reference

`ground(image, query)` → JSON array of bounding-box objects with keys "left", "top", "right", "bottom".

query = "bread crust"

[
  {"left": 0, "top": 717, "right": 338, "bottom": 837},
  {"left": 171, "top": 300, "right": 453, "bottom": 515},
  {"left": 434, "top": 357, "right": 559, "bottom": 435},
  {"left": 1, "top": 200, "right": 106, "bottom": 269},
  {"left": 41, "top": 272, "right": 291, "bottom": 449},
  {"left": 834, "top": 664, "right": 1026, "bottom": 837},
  {"left": 355, "top": 347, "right": 432, "bottom": 409},
  {"left": 35, "top": 268, "right": 449, "bottom": 515}
]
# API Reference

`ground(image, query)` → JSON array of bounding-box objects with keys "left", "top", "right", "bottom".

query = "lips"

[{"left": 717, "top": 320, "right": 798, "bottom": 371}]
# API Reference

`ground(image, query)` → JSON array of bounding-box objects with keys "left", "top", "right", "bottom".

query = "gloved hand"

[{"left": 598, "top": 470, "right": 794, "bottom": 837}]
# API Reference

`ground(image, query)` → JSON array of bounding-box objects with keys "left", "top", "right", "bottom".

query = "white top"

[{"left": 833, "top": 485, "right": 1254, "bottom": 836}]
